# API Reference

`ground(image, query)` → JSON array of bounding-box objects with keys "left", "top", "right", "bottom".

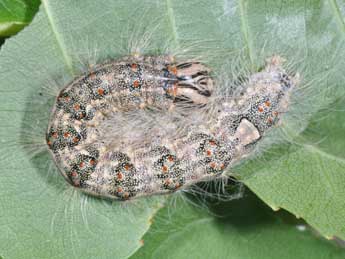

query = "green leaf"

[
  {"left": 0, "top": 0, "right": 345, "bottom": 258},
  {"left": 241, "top": 145, "right": 345, "bottom": 240},
  {"left": 235, "top": 0, "right": 345, "bottom": 242},
  {"left": 132, "top": 189, "right": 345, "bottom": 259},
  {"left": 302, "top": 99, "right": 345, "bottom": 159},
  {"left": 240, "top": 98, "right": 345, "bottom": 240},
  {"left": 0, "top": 0, "right": 40, "bottom": 36}
]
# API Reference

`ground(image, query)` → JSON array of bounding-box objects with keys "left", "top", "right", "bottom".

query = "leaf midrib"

[
  {"left": 304, "top": 143, "right": 345, "bottom": 165},
  {"left": 328, "top": 0, "right": 345, "bottom": 37},
  {"left": 166, "top": 0, "right": 179, "bottom": 49},
  {"left": 239, "top": 0, "right": 255, "bottom": 70}
]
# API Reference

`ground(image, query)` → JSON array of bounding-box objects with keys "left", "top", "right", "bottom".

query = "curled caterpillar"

[{"left": 46, "top": 55, "right": 298, "bottom": 200}]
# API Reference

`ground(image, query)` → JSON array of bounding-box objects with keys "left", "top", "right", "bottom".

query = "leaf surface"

[
  {"left": 0, "top": 0, "right": 40, "bottom": 36},
  {"left": 0, "top": 0, "right": 344, "bottom": 258},
  {"left": 132, "top": 190, "right": 345, "bottom": 259}
]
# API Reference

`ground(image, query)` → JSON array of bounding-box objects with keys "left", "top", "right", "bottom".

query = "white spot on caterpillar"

[{"left": 234, "top": 119, "right": 260, "bottom": 146}]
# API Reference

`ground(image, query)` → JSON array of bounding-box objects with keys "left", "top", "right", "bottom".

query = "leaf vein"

[
  {"left": 328, "top": 0, "right": 345, "bottom": 38},
  {"left": 41, "top": 0, "right": 74, "bottom": 76},
  {"left": 238, "top": 0, "right": 255, "bottom": 70},
  {"left": 166, "top": 0, "right": 179, "bottom": 49}
]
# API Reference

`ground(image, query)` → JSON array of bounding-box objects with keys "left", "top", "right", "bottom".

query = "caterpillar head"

[
  {"left": 244, "top": 55, "right": 299, "bottom": 135},
  {"left": 173, "top": 62, "right": 214, "bottom": 105}
]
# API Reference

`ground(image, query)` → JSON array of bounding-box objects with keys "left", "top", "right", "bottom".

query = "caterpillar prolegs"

[{"left": 46, "top": 55, "right": 298, "bottom": 200}]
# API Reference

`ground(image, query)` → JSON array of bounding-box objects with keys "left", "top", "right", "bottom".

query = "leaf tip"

[{"left": 270, "top": 204, "right": 281, "bottom": 211}]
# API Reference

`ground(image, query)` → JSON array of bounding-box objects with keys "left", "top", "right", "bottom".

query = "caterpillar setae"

[{"left": 46, "top": 54, "right": 298, "bottom": 200}]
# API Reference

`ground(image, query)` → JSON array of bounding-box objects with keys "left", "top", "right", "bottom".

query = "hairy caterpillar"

[{"left": 46, "top": 54, "right": 298, "bottom": 200}]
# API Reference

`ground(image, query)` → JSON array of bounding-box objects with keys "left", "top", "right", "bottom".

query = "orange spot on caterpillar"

[
  {"left": 74, "top": 104, "right": 80, "bottom": 111},
  {"left": 165, "top": 178, "right": 172, "bottom": 185},
  {"left": 52, "top": 132, "right": 58, "bottom": 138},
  {"left": 73, "top": 137, "right": 79, "bottom": 143},
  {"left": 258, "top": 107, "right": 264, "bottom": 112},
  {"left": 206, "top": 150, "right": 212, "bottom": 156},
  {"left": 79, "top": 162, "right": 84, "bottom": 168},
  {"left": 209, "top": 140, "right": 216, "bottom": 146},
  {"left": 124, "top": 164, "right": 131, "bottom": 170},
  {"left": 63, "top": 132, "right": 70, "bottom": 138},
  {"left": 265, "top": 101, "right": 271, "bottom": 107},
  {"left": 90, "top": 159, "right": 96, "bottom": 165},
  {"left": 167, "top": 83, "right": 178, "bottom": 96},
  {"left": 133, "top": 80, "right": 140, "bottom": 88},
  {"left": 117, "top": 172, "right": 123, "bottom": 180},
  {"left": 210, "top": 162, "right": 216, "bottom": 168},
  {"left": 168, "top": 155, "right": 174, "bottom": 162},
  {"left": 97, "top": 88, "right": 105, "bottom": 95},
  {"left": 267, "top": 117, "right": 273, "bottom": 123},
  {"left": 89, "top": 72, "right": 96, "bottom": 79},
  {"left": 162, "top": 165, "right": 168, "bottom": 172},
  {"left": 168, "top": 66, "right": 177, "bottom": 75},
  {"left": 131, "top": 63, "right": 138, "bottom": 70}
]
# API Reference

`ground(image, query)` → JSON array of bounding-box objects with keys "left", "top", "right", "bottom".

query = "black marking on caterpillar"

[{"left": 46, "top": 55, "right": 298, "bottom": 200}]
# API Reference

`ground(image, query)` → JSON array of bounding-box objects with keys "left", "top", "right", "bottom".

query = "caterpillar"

[{"left": 46, "top": 54, "right": 298, "bottom": 200}]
